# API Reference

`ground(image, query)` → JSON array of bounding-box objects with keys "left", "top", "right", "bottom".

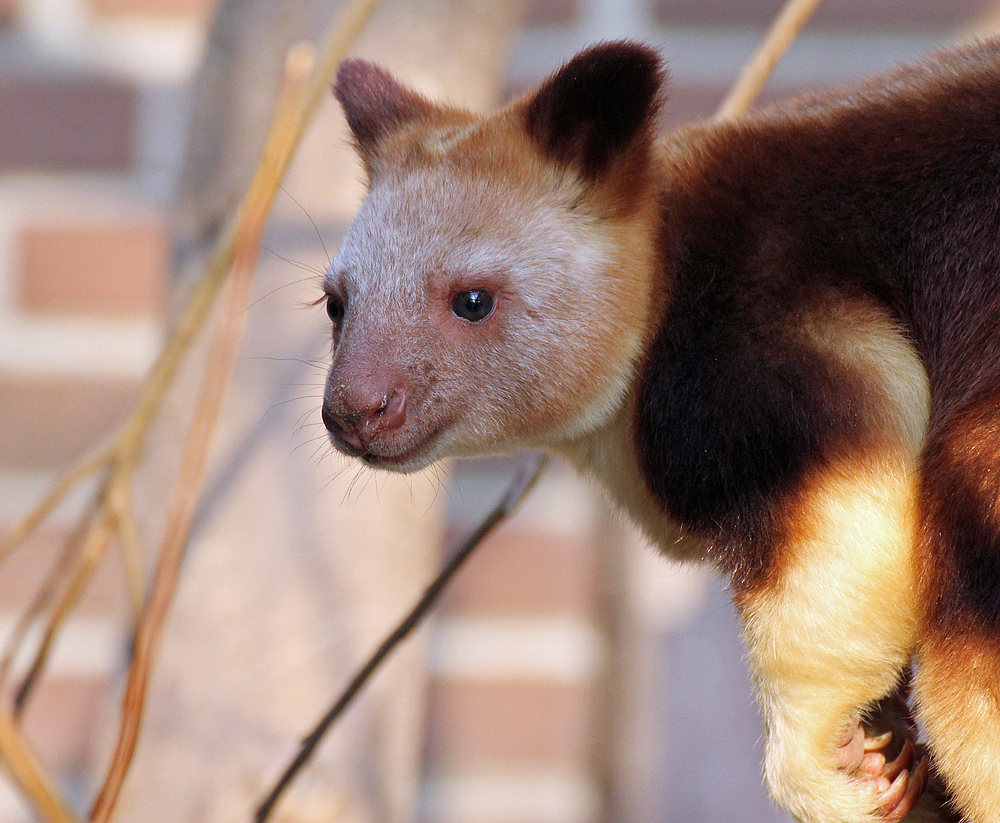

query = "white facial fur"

[{"left": 322, "top": 140, "right": 655, "bottom": 472}]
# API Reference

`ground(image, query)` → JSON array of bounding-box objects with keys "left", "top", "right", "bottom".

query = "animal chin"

[
  {"left": 361, "top": 451, "right": 435, "bottom": 473},
  {"left": 332, "top": 425, "right": 446, "bottom": 473}
]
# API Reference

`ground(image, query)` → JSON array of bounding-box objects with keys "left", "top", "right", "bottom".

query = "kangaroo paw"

[{"left": 833, "top": 708, "right": 929, "bottom": 820}]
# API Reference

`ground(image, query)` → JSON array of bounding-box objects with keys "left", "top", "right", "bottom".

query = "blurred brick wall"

[
  {"left": 427, "top": 460, "right": 609, "bottom": 823},
  {"left": 1, "top": 1, "right": 998, "bottom": 823},
  {"left": 0, "top": 1, "right": 210, "bottom": 462},
  {"left": 0, "top": 0, "right": 209, "bottom": 818}
]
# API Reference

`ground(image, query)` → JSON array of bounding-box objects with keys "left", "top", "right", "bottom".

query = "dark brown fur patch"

[
  {"left": 524, "top": 41, "right": 666, "bottom": 180},
  {"left": 920, "top": 393, "right": 1000, "bottom": 636},
  {"left": 636, "top": 38, "right": 1000, "bottom": 598}
]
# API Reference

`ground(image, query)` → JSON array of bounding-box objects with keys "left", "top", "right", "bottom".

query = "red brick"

[
  {"left": 426, "top": 680, "right": 594, "bottom": 768},
  {"left": 524, "top": 0, "right": 579, "bottom": 26},
  {"left": 0, "top": 0, "right": 16, "bottom": 26},
  {"left": 0, "top": 376, "right": 141, "bottom": 470},
  {"left": 18, "top": 220, "right": 167, "bottom": 319},
  {"left": 20, "top": 676, "right": 110, "bottom": 769},
  {"left": 440, "top": 529, "right": 596, "bottom": 617},
  {"left": 0, "top": 526, "right": 130, "bottom": 615},
  {"left": 654, "top": 0, "right": 987, "bottom": 30},
  {"left": 89, "top": 0, "right": 216, "bottom": 20},
  {"left": 0, "top": 75, "right": 136, "bottom": 171}
]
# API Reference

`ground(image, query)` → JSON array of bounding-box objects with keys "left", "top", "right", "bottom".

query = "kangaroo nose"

[{"left": 323, "top": 387, "right": 407, "bottom": 452}]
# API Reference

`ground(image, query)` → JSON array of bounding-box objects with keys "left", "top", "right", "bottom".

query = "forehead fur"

[{"left": 331, "top": 115, "right": 594, "bottom": 294}]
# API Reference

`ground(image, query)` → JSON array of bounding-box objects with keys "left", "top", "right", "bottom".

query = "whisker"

[
  {"left": 245, "top": 270, "right": 322, "bottom": 312},
  {"left": 262, "top": 246, "right": 326, "bottom": 276},
  {"left": 342, "top": 469, "right": 364, "bottom": 504},
  {"left": 261, "top": 396, "right": 317, "bottom": 424},
  {"left": 279, "top": 185, "right": 332, "bottom": 263},
  {"left": 294, "top": 410, "right": 323, "bottom": 433},
  {"left": 294, "top": 414, "right": 325, "bottom": 434},
  {"left": 297, "top": 434, "right": 333, "bottom": 460},
  {"left": 245, "top": 355, "right": 329, "bottom": 368}
]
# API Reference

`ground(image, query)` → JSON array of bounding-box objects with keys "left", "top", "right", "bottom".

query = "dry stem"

[
  {"left": 0, "top": 706, "right": 82, "bottom": 823},
  {"left": 89, "top": 38, "right": 320, "bottom": 823},
  {"left": 0, "top": 0, "right": 383, "bottom": 819},
  {"left": 255, "top": 453, "right": 550, "bottom": 823},
  {"left": 714, "top": 0, "right": 826, "bottom": 121},
  {"left": 14, "top": 508, "right": 115, "bottom": 715}
]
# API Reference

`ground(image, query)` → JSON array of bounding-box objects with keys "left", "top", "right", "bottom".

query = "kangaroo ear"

[
  {"left": 524, "top": 41, "right": 666, "bottom": 179},
  {"left": 334, "top": 60, "right": 436, "bottom": 161}
]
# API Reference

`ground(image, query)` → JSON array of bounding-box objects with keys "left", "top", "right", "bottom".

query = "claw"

[
  {"left": 874, "top": 762, "right": 909, "bottom": 814},
  {"left": 882, "top": 738, "right": 915, "bottom": 783},
  {"left": 832, "top": 675, "right": 931, "bottom": 820},
  {"left": 835, "top": 721, "right": 929, "bottom": 820},
  {"left": 863, "top": 731, "right": 893, "bottom": 752},
  {"left": 879, "top": 757, "right": 929, "bottom": 822},
  {"left": 834, "top": 723, "right": 866, "bottom": 772}
]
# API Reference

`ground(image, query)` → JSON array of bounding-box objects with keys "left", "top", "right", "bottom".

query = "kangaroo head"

[{"left": 321, "top": 42, "right": 667, "bottom": 471}]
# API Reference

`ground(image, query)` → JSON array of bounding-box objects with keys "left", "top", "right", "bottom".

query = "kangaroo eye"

[
  {"left": 326, "top": 295, "right": 345, "bottom": 324},
  {"left": 452, "top": 290, "right": 495, "bottom": 322}
]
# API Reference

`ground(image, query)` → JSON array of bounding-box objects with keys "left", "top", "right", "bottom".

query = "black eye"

[
  {"left": 326, "top": 295, "right": 345, "bottom": 324},
  {"left": 452, "top": 290, "right": 495, "bottom": 322}
]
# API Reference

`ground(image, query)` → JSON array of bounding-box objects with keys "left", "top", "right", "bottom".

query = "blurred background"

[{"left": 0, "top": 0, "right": 997, "bottom": 822}]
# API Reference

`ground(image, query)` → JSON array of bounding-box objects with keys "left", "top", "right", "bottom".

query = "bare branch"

[
  {"left": 14, "top": 508, "right": 116, "bottom": 715},
  {"left": 714, "top": 0, "right": 826, "bottom": 121},
  {"left": 0, "top": 451, "right": 106, "bottom": 566},
  {"left": 254, "top": 452, "right": 550, "bottom": 823},
  {"left": 88, "top": 40, "right": 320, "bottom": 823},
  {"left": 0, "top": 704, "right": 83, "bottom": 823}
]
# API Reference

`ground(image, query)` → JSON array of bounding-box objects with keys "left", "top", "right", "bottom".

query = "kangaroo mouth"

[{"left": 330, "top": 422, "right": 448, "bottom": 473}]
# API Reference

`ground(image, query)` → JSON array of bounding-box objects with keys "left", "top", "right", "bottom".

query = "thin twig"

[
  {"left": 14, "top": 508, "right": 116, "bottom": 715},
  {"left": 88, "top": 41, "right": 318, "bottom": 823},
  {"left": 0, "top": 450, "right": 106, "bottom": 566},
  {"left": 0, "top": 487, "right": 103, "bottom": 688},
  {"left": 0, "top": 1, "right": 380, "bottom": 821},
  {"left": 0, "top": 0, "right": 385, "bottom": 616},
  {"left": 254, "top": 453, "right": 550, "bottom": 823},
  {"left": 713, "top": 0, "right": 826, "bottom": 121},
  {"left": 0, "top": 0, "right": 382, "bottom": 817},
  {"left": 0, "top": 0, "right": 384, "bottom": 613},
  {"left": 0, "top": 704, "right": 82, "bottom": 823},
  {"left": 113, "top": 492, "right": 147, "bottom": 623}
]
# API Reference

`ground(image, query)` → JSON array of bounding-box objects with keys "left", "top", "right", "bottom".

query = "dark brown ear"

[
  {"left": 334, "top": 60, "right": 436, "bottom": 160},
  {"left": 524, "top": 41, "right": 666, "bottom": 180}
]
